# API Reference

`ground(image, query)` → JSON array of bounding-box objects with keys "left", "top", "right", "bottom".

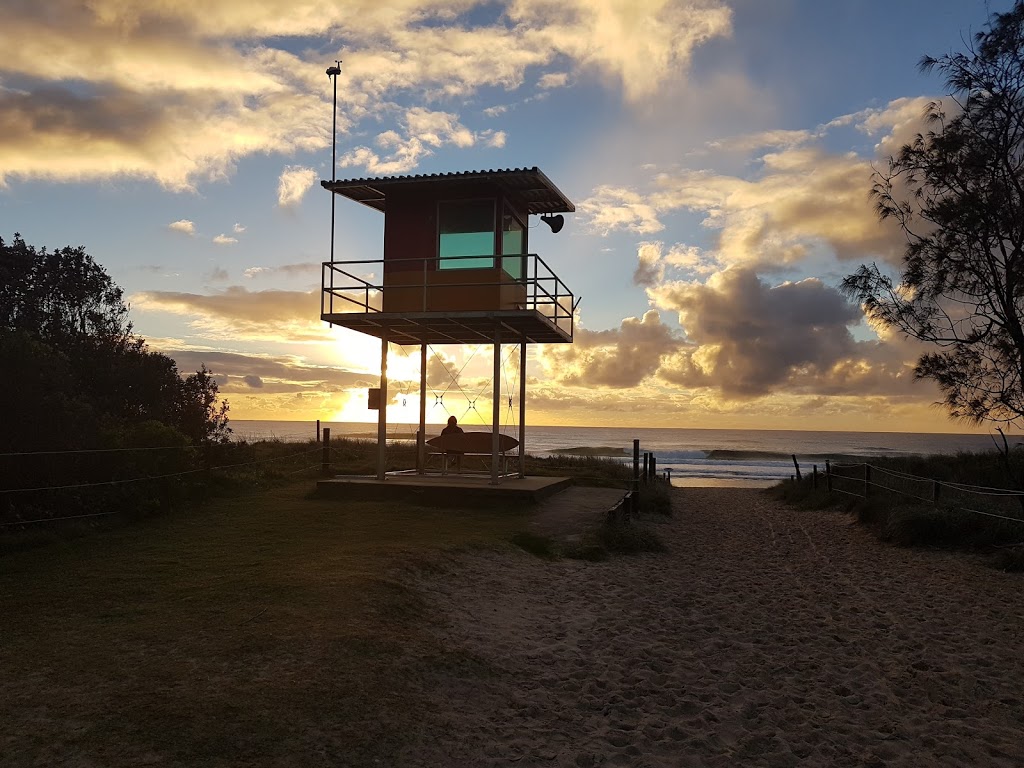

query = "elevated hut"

[{"left": 321, "top": 167, "right": 576, "bottom": 483}]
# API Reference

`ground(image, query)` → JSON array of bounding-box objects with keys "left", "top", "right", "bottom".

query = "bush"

[
  {"left": 637, "top": 479, "right": 673, "bottom": 516},
  {"left": 595, "top": 519, "right": 666, "bottom": 555}
]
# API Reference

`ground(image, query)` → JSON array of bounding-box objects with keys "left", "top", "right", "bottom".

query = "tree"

[
  {"left": 0, "top": 233, "right": 230, "bottom": 447},
  {"left": 843, "top": 2, "right": 1024, "bottom": 426}
]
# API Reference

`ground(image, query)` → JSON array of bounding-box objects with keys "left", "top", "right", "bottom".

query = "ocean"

[{"left": 229, "top": 420, "right": 1005, "bottom": 488}]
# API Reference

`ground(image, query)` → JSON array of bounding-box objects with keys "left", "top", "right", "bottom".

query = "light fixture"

[{"left": 540, "top": 214, "right": 564, "bottom": 234}]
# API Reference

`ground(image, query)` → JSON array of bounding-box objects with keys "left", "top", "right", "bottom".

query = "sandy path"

[{"left": 402, "top": 487, "right": 1024, "bottom": 767}]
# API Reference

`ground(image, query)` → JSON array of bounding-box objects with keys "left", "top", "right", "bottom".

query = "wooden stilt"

[
  {"left": 377, "top": 334, "right": 388, "bottom": 481},
  {"left": 518, "top": 338, "right": 526, "bottom": 479},
  {"left": 491, "top": 327, "right": 501, "bottom": 485},
  {"left": 418, "top": 343, "right": 427, "bottom": 474}
]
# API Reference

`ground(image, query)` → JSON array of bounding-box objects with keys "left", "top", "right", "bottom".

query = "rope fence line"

[
  {"left": 0, "top": 445, "right": 190, "bottom": 458},
  {"left": 823, "top": 458, "right": 1024, "bottom": 525},
  {"left": 1, "top": 446, "right": 322, "bottom": 494}
]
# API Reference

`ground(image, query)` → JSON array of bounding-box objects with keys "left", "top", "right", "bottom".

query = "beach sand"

[{"left": 402, "top": 487, "right": 1024, "bottom": 767}]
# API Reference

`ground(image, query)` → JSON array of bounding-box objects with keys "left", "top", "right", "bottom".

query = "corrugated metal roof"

[{"left": 320, "top": 167, "right": 575, "bottom": 215}]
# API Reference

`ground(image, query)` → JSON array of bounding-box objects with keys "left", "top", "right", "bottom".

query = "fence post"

[
  {"left": 792, "top": 454, "right": 802, "bottom": 482},
  {"left": 316, "top": 419, "right": 321, "bottom": 443},
  {"left": 812, "top": 464, "right": 818, "bottom": 490},
  {"left": 825, "top": 459, "right": 833, "bottom": 493},
  {"left": 932, "top": 479, "right": 940, "bottom": 505},
  {"left": 650, "top": 455, "right": 657, "bottom": 480},
  {"left": 864, "top": 464, "right": 871, "bottom": 498},
  {"left": 643, "top": 452, "right": 649, "bottom": 484},
  {"left": 632, "top": 439, "right": 640, "bottom": 517},
  {"left": 321, "top": 428, "right": 332, "bottom": 476}
]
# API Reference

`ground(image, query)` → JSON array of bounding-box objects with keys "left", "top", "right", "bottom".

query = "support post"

[
  {"left": 377, "top": 335, "right": 388, "bottom": 481},
  {"left": 316, "top": 419, "right": 321, "bottom": 443},
  {"left": 792, "top": 454, "right": 802, "bottom": 482},
  {"left": 643, "top": 452, "right": 649, "bottom": 483},
  {"left": 491, "top": 328, "right": 501, "bottom": 485},
  {"left": 812, "top": 464, "right": 818, "bottom": 490},
  {"left": 321, "top": 428, "right": 331, "bottom": 475},
  {"left": 518, "top": 339, "right": 526, "bottom": 479},
  {"left": 418, "top": 343, "right": 427, "bottom": 474},
  {"left": 650, "top": 455, "right": 657, "bottom": 480},
  {"left": 825, "top": 459, "right": 833, "bottom": 493}
]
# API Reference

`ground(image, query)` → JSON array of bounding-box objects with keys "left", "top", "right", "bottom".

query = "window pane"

[
  {"left": 439, "top": 200, "right": 494, "bottom": 270},
  {"left": 501, "top": 212, "right": 524, "bottom": 279}
]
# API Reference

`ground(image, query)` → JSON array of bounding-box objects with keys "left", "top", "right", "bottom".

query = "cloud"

[
  {"left": 243, "top": 263, "right": 319, "bottom": 280},
  {"left": 233, "top": 223, "right": 246, "bottom": 233},
  {"left": 648, "top": 267, "right": 913, "bottom": 398},
  {"left": 212, "top": 234, "right": 238, "bottom": 245},
  {"left": 243, "top": 375, "right": 264, "bottom": 388},
  {"left": 1, "top": 0, "right": 733, "bottom": 188},
  {"left": 168, "top": 219, "right": 196, "bottom": 235},
  {"left": 507, "top": 0, "right": 733, "bottom": 102},
  {"left": 538, "top": 72, "right": 569, "bottom": 89},
  {"left": 633, "top": 241, "right": 719, "bottom": 286},
  {"left": 132, "top": 286, "right": 325, "bottom": 341},
  {"left": 539, "top": 310, "right": 683, "bottom": 388},
  {"left": 577, "top": 97, "right": 948, "bottom": 273},
  {"left": 277, "top": 165, "right": 318, "bottom": 207},
  {"left": 578, "top": 185, "right": 665, "bottom": 235},
  {"left": 339, "top": 108, "right": 486, "bottom": 175}
]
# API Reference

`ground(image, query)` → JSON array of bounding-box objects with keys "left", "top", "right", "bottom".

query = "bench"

[{"left": 426, "top": 432, "right": 520, "bottom": 475}]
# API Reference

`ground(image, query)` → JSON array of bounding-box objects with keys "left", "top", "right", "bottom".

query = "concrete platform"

[{"left": 315, "top": 473, "right": 574, "bottom": 505}]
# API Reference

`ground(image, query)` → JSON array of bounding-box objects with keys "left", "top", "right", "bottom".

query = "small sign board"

[{"left": 367, "top": 388, "right": 381, "bottom": 410}]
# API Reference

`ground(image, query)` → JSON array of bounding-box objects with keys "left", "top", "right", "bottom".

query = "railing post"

[
  {"left": 650, "top": 455, "right": 657, "bottom": 480},
  {"left": 864, "top": 464, "right": 871, "bottom": 498},
  {"left": 791, "top": 454, "right": 802, "bottom": 482},
  {"left": 825, "top": 459, "right": 832, "bottom": 493},
  {"left": 643, "top": 452, "right": 649, "bottom": 484},
  {"left": 316, "top": 419, "right": 321, "bottom": 443},
  {"left": 321, "top": 428, "right": 331, "bottom": 476}
]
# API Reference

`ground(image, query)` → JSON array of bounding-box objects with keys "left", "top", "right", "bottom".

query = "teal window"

[
  {"left": 501, "top": 211, "right": 525, "bottom": 280},
  {"left": 438, "top": 200, "right": 495, "bottom": 270}
]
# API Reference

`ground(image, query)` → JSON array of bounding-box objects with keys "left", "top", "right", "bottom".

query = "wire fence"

[
  {"left": 826, "top": 461, "right": 1024, "bottom": 525},
  {"left": 0, "top": 442, "right": 325, "bottom": 528}
]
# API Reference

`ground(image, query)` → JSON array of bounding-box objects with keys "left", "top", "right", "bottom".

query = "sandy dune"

[{"left": 403, "top": 487, "right": 1024, "bottom": 767}]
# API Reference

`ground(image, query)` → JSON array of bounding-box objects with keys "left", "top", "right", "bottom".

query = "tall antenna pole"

[{"left": 326, "top": 61, "right": 342, "bottom": 263}]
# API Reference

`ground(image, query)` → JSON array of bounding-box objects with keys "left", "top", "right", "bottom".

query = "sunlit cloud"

[
  {"left": 0, "top": 0, "right": 734, "bottom": 188},
  {"left": 168, "top": 219, "right": 196, "bottom": 235},
  {"left": 212, "top": 234, "right": 238, "bottom": 245},
  {"left": 132, "top": 286, "right": 326, "bottom": 342},
  {"left": 277, "top": 165, "right": 318, "bottom": 207}
]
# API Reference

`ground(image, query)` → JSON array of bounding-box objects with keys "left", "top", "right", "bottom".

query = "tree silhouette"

[
  {"left": 0, "top": 233, "right": 230, "bottom": 451},
  {"left": 843, "top": 2, "right": 1024, "bottom": 426}
]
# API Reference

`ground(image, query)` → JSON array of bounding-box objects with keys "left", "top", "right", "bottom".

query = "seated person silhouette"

[{"left": 441, "top": 415, "right": 464, "bottom": 471}]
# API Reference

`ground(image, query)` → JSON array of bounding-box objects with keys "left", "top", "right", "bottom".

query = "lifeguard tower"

[{"left": 320, "top": 167, "right": 577, "bottom": 489}]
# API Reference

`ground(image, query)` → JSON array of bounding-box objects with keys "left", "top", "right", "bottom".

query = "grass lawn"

[{"left": 0, "top": 480, "right": 530, "bottom": 767}]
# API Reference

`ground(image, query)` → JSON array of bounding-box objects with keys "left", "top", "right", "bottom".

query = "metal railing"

[{"left": 321, "top": 253, "right": 576, "bottom": 337}]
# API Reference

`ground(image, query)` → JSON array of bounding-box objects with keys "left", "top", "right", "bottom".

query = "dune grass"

[
  {"left": 0, "top": 480, "right": 528, "bottom": 767},
  {"left": 770, "top": 455, "right": 1024, "bottom": 570}
]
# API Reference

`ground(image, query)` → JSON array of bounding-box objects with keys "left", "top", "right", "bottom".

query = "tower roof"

[{"left": 321, "top": 166, "right": 575, "bottom": 215}]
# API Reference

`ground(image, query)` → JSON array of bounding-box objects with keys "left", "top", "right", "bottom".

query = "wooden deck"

[{"left": 315, "top": 473, "right": 573, "bottom": 505}]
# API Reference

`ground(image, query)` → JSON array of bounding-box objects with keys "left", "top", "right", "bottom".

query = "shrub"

[
  {"left": 638, "top": 479, "right": 673, "bottom": 516},
  {"left": 595, "top": 519, "right": 666, "bottom": 555}
]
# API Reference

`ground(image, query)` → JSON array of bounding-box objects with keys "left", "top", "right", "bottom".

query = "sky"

[{"left": 1, "top": 0, "right": 1016, "bottom": 433}]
